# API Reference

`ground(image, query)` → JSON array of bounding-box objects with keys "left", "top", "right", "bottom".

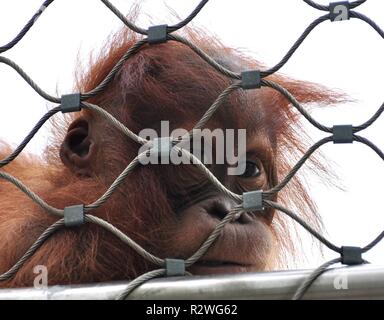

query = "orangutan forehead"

[
  {"left": 124, "top": 84, "right": 270, "bottom": 142},
  {"left": 82, "top": 31, "right": 277, "bottom": 138},
  {"left": 107, "top": 41, "right": 273, "bottom": 141}
]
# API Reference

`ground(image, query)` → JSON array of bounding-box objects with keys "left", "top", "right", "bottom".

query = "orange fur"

[{"left": 0, "top": 25, "right": 344, "bottom": 287}]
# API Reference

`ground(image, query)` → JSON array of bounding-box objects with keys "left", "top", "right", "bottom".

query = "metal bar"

[{"left": 0, "top": 264, "right": 383, "bottom": 300}]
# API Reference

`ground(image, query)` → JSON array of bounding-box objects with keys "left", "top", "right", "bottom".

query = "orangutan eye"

[{"left": 241, "top": 160, "right": 261, "bottom": 178}]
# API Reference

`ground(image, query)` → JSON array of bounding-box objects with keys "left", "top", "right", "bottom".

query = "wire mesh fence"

[{"left": 0, "top": 0, "right": 383, "bottom": 300}]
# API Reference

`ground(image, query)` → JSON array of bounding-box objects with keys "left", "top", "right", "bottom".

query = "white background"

[{"left": 0, "top": 0, "right": 383, "bottom": 268}]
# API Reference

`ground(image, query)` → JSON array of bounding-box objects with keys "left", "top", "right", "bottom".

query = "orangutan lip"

[{"left": 178, "top": 203, "right": 273, "bottom": 273}]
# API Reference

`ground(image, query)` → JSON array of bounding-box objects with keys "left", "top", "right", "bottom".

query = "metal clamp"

[
  {"left": 329, "top": 1, "right": 350, "bottom": 22},
  {"left": 341, "top": 246, "right": 363, "bottom": 265},
  {"left": 148, "top": 24, "right": 168, "bottom": 44},
  {"left": 241, "top": 70, "right": 261, "bottom": 90},
  {"left": 61, "top": 93, "right": 81, "bottom": 113},
  {"left": 165, "top": 259, "right": 185, "bottom": 277},
  {"left": 333, "top": 125, "right": 353, "bottom": 144},
  {"left": 151, "top": 137, "right": 172, "bottom": 158},
  {"left": 64, "top": 204, "right": 85, "bottom": 227},
  {"left": 242, "top": 190, "right": 264, "bottom": 211}
]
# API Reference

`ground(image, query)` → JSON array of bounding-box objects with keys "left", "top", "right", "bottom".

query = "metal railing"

[{"left": 0, "top": 264, "right": 383, "bottom": 300}]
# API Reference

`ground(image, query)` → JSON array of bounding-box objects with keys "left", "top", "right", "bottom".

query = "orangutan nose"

[
  {"left": 207, "top": 200, "right": 230, "bottom": 220},
  {"left": 206, "top": 198, "right": 253, "bottom": 224}
]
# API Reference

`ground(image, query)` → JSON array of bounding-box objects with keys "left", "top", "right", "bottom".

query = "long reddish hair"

[{"left": 0, "top": 17, "right": 344, "bottom": 286}]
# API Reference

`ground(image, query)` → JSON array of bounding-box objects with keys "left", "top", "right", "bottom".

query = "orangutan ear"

[{"left": 60, "top": 117, "right": 96, "bottom": 177}]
